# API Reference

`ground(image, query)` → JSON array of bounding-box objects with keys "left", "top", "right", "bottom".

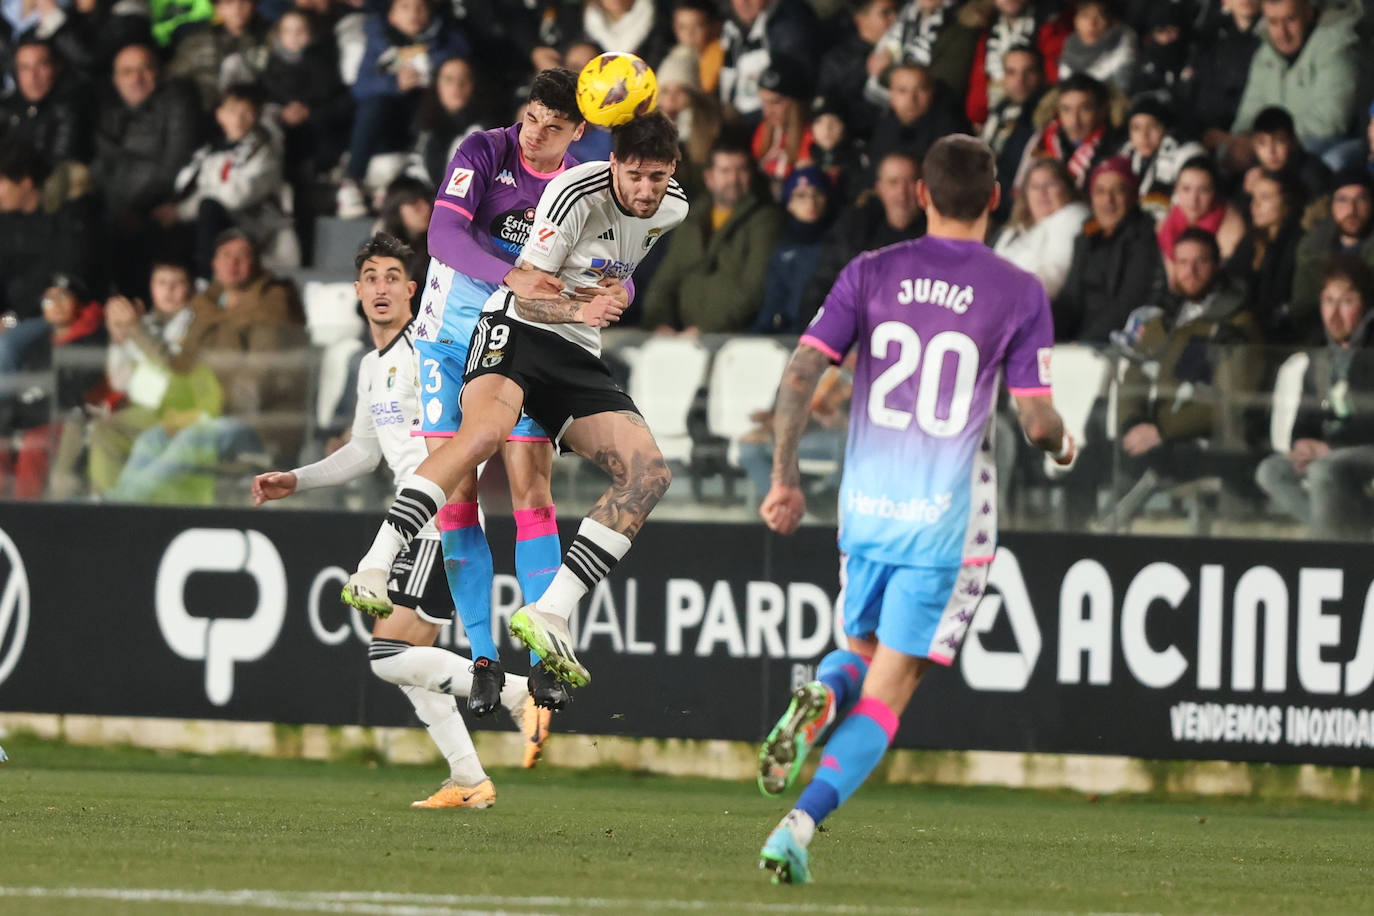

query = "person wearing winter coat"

[
  {"left": 752, "top": 166, "right": 833, "bottom": 334},
  {"left": 993, "top": 157, "right": 1089, "bottom": 299},
  {"left": 167, "top": 0, "right": 269, "bottom": 110},
  {"left": 1056, "top": 0, "right": 1137, "bottom": 93}
]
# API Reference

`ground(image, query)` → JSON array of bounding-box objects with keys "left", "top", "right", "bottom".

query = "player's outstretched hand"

[
  {"left": 251, "top": 471, "right": 297, "bottom": 506},
  {"left": 760, "top": 483, "right": 806, "bottom": 535},
  {"left": 578, "top": 294, "right": 625, "bottom": 328},
  {"left": 505, "top": 266, "right": 565, "bottom": 301}
]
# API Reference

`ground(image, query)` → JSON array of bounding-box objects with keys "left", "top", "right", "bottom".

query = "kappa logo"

[
  {"left": 429, "top": 276, "right": 440, "bottom": 291},
  {"left": 156, "top": 529, "right": 286, "bottom": 706},
  {"left": 495, "top": 169, "right": 516, "bottom": 187},
  {"left": 0, "top": 526, "right": 31, "bottom": 691}
]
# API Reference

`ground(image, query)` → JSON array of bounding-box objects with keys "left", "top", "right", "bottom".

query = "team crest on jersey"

[
  {"left": 495, "top": 169, "right": 516, "bottom": 187},
  {"left": 446, "top": 167, "right": 474, "bottom": 198},
  {"left": 1037, "top": 348, "right": 1053, "bottom": 386},
  {"left": 483, "top": 349, "right": 505, "bottom": 368},
  {"left": 387, "top": 366, "right": 397, "bottom": 389},
  {"left": 643, "top": 227, "right": 662, "bottom": 249}
]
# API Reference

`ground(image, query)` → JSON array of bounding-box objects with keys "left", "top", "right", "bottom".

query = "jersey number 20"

[{"left": 867, "top": 322, "right": 979, "bottom": 437}]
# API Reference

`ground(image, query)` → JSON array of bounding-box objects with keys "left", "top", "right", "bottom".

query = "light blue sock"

[
  {"left": 438, "top": 502, "right": 498, "bottom": 663},
  {"left": 797, "top": 696, "right": 898, "bottom": 824},
  {"left": 816, "top": 649, "right": 869, "bottom": 711},
  {"left": 515, "top": 505, "right": 561, "bottom": 667}
]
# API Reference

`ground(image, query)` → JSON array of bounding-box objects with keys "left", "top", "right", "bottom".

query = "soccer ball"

[{"left": 576, "top": 52, "right": 658, "bottom": 128}]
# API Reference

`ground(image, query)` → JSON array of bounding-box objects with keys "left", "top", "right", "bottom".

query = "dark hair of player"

[
  {"left": 1174, "top": 226, "right": 1221, "bottom": 263},
  {"left": 1056, "top": 72, "right": 1108, "bottom": 110},
  {"left": 612, "top": 112, "right": 681, "bottom": 165},
  {"left": 921, "top": 135, "right": 996, "bottom": 222},
  {"left": 529, "top": 68, "right": 582, "bottom": 124},
  {"left": 1322, "top": 252, "right": 1374, "bottom": 307},
  {"left": 355, "top": 232, "right": 416, "bottom": 278}
]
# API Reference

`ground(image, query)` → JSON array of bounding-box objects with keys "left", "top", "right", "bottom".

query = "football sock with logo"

[
  {"left": 368, "top": 639, "right": 529, "bottom": 699},
  {"left": 795, "top": 696, "right": 899, "bottom": 825},
  {"left": 359, "top": 475, "right": 447, "bottom": 572},
  {"left": 535, "top": 518, "right": 631, "bottom": 621},
  {"left": 816, "top": 649, "right": 869, "bottom": 721},
  {"left": 437, "top": 502, "right": 498, "bottom": 662},
  {"left": 514, "top": 505, "right": 561, "bottom": 665},
  {"left": 399, "top": 685, "right": 486, "bottom": 785}
]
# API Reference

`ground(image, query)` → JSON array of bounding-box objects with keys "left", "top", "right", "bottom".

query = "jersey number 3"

[{"left": 867, "top": 322, "right": 979, "bottom": 437}]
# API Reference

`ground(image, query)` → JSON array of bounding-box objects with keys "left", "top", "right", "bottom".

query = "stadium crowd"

[{"left": 1, "top": 0, "right": 1374, "bottom": 537}]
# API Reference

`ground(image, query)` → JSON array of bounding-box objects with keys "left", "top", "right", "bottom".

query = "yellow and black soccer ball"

[{"left": 576, "top": 51, "right": 659, "bottom": 128}]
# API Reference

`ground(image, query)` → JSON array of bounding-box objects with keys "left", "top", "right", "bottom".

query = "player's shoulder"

[
  {"left": 455, "top": 125, "right": 508, "bottom": 162},
  {"left": 550, "top": 160, "right": 613, "bottom": 192},
  {"left": 542, "top": 161, "right": 614, "bottom": 223},
  {"left": 662, "top": 177, "right": 690, "bottom": 217}
]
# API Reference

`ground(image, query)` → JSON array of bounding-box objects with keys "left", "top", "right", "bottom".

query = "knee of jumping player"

[
  {"left": 630, "top": 444, "right": 671, "bottom": 504},
  {"left": 368, "top": 637, "right": 412, "bottom": 684}
]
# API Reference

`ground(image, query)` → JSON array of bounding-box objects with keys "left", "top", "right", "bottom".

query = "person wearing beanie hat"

[
  {"left": 753, "top": 58, "right": 816, "bottom": 195},
  {"left": 1119, "top": 94, "right": 1202, "bottom": 209},
  {"left": 657, "top": 43, "right": 701, "bottom": 93},
  {"left": 1055, "top": 153, "right": 1164, "bottom": 343},
  {"left": 1292, "top": 168, "right": 1374, "bottom": 338},
  {"left": 753, "top": 166, "right": 834, "bottom": 334}
]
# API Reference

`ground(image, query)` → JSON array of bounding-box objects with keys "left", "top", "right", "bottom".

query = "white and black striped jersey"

[
  {"left": 506, "top": 160, "right": 689, "bottom": 355},
  {"left": 292, "top": 323, "right": 437, "bottom": 540}
]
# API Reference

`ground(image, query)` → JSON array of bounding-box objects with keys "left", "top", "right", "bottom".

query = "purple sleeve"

[
  {"left": 799, "top": 254, "right": 863, "bottom": 362},
  {"left": 1005, "top": 278, "right": 1055, "bottom": 395},
  {"left": 426, "top": 131, "right": 510, "bottom": 285}
]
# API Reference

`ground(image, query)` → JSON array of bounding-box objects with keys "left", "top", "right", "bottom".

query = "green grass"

[{"left": 1, "top": 736, "right": 1371, "bottom": 915}]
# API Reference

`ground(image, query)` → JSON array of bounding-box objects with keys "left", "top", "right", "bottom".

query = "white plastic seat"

[
  {"left": 705, "top": 337, "right": 791, "bottom": 467},
  {"left": 1269, "top": 351, "right": 1310, "bottom": 454},
  {"left": 626, "top": 336, "right": 710, "bottom": 464},
  {"left": 1042, "top": 344, "right": 1114, "bottom": 476}
]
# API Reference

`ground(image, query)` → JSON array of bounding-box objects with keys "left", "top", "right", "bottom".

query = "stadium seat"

[
  {"left": 1042, "top": 344, "right": 1114, "bottom": 478},
  {"left": 1269, "top": 351, "right": 1310, "bottom": 455},
  {"left": 689, "top": 337, "right": 790, "bottom": 501},
  {"left": 626, "top": 336, "right": 710, "bottom": 465},
  {"left": 302, "top": 281, "right": 366, "bottom": 430},
  {"left": 312, "top": 216, "right": 376, "bottom": 272}
]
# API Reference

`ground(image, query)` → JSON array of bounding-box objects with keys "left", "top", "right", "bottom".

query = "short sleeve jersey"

[
  {"left": 802, "top": 236, "right": 1055, "bottom": 568},
  {"left": 418, "top": 124, "right": 576, "bottom": 345},
  {"left": 506, "top": 160, "right": 689, "bottom": 355}
]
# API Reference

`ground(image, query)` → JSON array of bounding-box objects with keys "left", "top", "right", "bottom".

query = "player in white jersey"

[
  {"left": 753, "top": 137, "right": 1074, "bottom": 883},
  {"left": 341, "top": 114, "right": 689, "bottom": 693},
  {"left": 252, "top": 235, "right": 552, "bottom": 808}
]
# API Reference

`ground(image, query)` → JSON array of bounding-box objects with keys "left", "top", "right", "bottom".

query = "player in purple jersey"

[
  {"left": 753, "top": 136, "right": 1076, "bottom": 884},
  {"left": 414, "top": 70, "right": 590, "bottom": 717}
]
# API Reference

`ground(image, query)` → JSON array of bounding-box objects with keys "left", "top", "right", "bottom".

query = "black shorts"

[
  {"left": 388, "top": 536, "right": 452, "bottom": 625},
  {"left": 463, "top": 294, "right": 639, "bottom": 451}
]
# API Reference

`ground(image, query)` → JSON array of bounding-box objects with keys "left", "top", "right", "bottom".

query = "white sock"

[
  {"left": 537, "top": 518, "right": 632, "bottom": 620},
  {"left": 399, "top": 685, "right": 486, "bottom": 785},
  {"left": 358, "top": 474, "right": 447, "bottom": 572},
  {"left": 500, "top": 679, "right": 530, "bottom": 718},
  {"left": 780, "top": 809, "right": 816, "bottom": 847},
  {"left": 370, "top": 644, "right": 527, "bottom": 700}
]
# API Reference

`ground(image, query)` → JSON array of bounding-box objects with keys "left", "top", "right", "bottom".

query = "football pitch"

[{"left": 1, "top": 737, "right": 1371, "bottom": 915}]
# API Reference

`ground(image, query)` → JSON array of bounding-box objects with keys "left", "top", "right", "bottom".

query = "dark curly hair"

[{"left": 355, "top": 232, "right": 417, "bottom": 278}]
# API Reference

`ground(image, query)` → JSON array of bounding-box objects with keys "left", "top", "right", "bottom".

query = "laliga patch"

[
  {"left": 446, "top": 167, "right": 474, "bottom": 198},
  {"left": 1037, "top": 347, "right": 1053, "bottom": 386},
  {"left": 530, "top": 221, "right": 557, "bottom": 255}
]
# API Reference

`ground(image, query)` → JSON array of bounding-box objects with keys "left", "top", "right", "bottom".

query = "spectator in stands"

[
  {"left": 981, "top": 43, "right": 1045, "bottom": 221},
  {"left": 1015, "top": 73, "right": 1118, "bottom": 193},
  {"left": 866, "top": 63, "right": 969, "bottom": 170},
  {"left": 1256, "top": 255, "right": 1374, "bottom": 538},
  {"left": 798, "top": 149, "right": 925, "bottom": 325},
  {"left": 655, "top": 44, "right": 722, "bottom": 199},
  {"left": 583, "top": 0, "right": 666, "bottom": 65},
  {"left": 85, "top": 260, "right": 205, "bottom": 497},
  {"left": 752, "top": 166, "right": 834, "bottom": 334},
  {"left": 0, "top": 273, "right": 107, "bottom": 500},
  {"left": 250, "top": 8, "right": 353, "bottom": 176},
  {"left": 808, "top": 97, "right": 863, "bottom": 205},
  {"left": 1226, "top": 169, "right": 1305, "bottom": 341},
  {"left": 150, "top": 0, "right": 214, "bottom": 49},
  {"left": 1055, "top": 156, "right": 1163, "bottom": 343},
  {"left": 1056, "top": 0, "right": 1137, "bottom": 93},
  {"left": 963, "top": 0, "right": 1067, "bottom": 131},
  {"left": 1091, "top": 227, "right": 1263, "bottom": 529},
  {"left": 752, "top": 59, "right": 813, "bottom": 196},
  {"left": 0, "top": 143, "right": 94, "bottom": 372},
  {"left": 1119, "top": 97, "right": 1202, "bottom": 218},
  {"left": 169, "top": 0, "right": 270, "bottom": 110},
  {"left": 93, "top": 42, "right": 203, "bottom": 293},
  {"left": 1178, "top": 0, "right": 1263, "bottom": 145},
  {"left": 1156, "top": 157, "right": 1246, "bottom": 266},
  {"left": 110, "top": 230, "right": 307, "bottom": 503},
  {"left": 1128, "top": 0, "right": 1190, "bottom": 98},
  {"left": 375, "top": 175, "right": 432, "bottom": 298},
  {"left": 338, "top": 0, "right": 468, "bottom": 218},
  {"left": 869, "top": 0, "right": 979, "bottom": 102},
  {"left": 815, "top": 0, "right": 896, "bottom": 141},
  {"left": 413, "top": 56, "right": 481, "bottom": 188},
  {"left": 1242, "top": 105, "right": 1330, "bottom": 204},
  {"left": 669, "top": 0, "right": 723, "bottom": 95},
  {"left": 1292, "top": 171, "right": 1374, "bottom": 342},
  {"left": 0, "top": 38, "right": 91, "bottom": 166},
  {"left": 641, "top": 139, "right": 781, "bottom": 332},
  {"left": 992, "top": 158, "right": 1089, "bottom": 299},
  {"left": 1229, "top": 0, "right": 1360, "bottom": 166},
  {"left": 718, "top": 0, "right": 817, "bottom": 125},
  {"left": 171, "top": 83, "right": 293, "bottom": 281}
]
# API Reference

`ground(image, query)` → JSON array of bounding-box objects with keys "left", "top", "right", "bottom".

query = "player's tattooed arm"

[
  {"left": 771, "top": 345, "right": 832, "bottom": 488},
  {"left": 512, "top": 294, "right": 584, "bottom": 324}
]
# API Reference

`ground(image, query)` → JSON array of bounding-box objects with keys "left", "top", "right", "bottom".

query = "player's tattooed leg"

[{"left": 586, "top": 442, "right": 671, "bottom": 540}]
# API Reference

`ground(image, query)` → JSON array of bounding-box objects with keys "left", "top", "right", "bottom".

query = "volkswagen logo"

[{"left": 0, "top": 527, "right": 31, "bottom": 689}]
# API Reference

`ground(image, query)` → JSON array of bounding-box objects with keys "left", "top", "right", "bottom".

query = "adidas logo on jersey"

[
  {"left": 596, "top": 227, "right": 616, "bottom": 241},
  {"left": 496, "top": 169, "right": 516, "bottom": 187}
]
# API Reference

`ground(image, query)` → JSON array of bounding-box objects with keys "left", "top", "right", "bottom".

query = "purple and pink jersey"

[{"left": 802, "top": 236, "right": 1054, "bottom": 569}]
